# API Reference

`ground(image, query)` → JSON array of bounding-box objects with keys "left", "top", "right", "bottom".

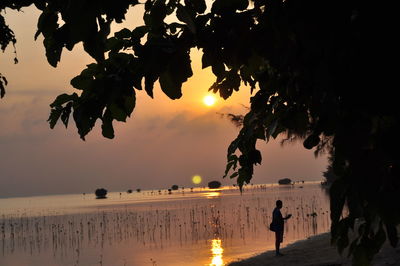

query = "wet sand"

[{"left": 228, "top": 232, "right": 400, "bottom": 266}]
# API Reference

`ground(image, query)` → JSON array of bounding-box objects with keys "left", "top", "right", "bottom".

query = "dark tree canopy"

[
  {"left": 208, "top": 180, "right": 221, "bottom": 189},
  {"left": 1, "top": 1, "right": 398, "bottom": 265},
  {"left": 95, "top": 188, "right": 107, "bottom": 199}
]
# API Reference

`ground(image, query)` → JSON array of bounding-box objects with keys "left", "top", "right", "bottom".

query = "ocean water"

[{"left": 0, "top": 182, "right": 330, "bottom": 266}]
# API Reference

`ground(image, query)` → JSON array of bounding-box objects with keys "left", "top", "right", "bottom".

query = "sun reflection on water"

[
  {"left": 210, "top": 239, "right": 224, "bottom": 266},
  {"left": 204, "top": 191, "right": 221, "bottom": 198}
]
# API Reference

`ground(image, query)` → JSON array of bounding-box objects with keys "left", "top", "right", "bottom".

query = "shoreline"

[{"left": 228, "top": 232, "right": 400, "bottom": 266}]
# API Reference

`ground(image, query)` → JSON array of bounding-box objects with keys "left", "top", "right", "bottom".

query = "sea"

[{"left": 0, "top": 182, "right": 330, "bottom": 266}]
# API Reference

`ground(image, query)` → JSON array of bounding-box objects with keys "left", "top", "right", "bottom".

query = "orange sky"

[{"left": 0, "top": 5, "right": 327, "bottom": 197}]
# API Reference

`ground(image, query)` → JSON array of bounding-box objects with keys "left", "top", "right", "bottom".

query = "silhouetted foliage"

[
  {"left": 95, "top": 188, "right": 107, "bottom": 199},
  {"left": 171, "top": 184, "right": 179, "bottom": 190},
  {"left": 127, "top": 189, "right": 133, "bottom": 193},
  {"left": 1, "top": 1, "right": 398, "bottom": 265},
  {"left": 218, "top": 112, "right": 244, "bottom": 128},
  {"left": 208, "top": 181, "right": 221, "bottom": 189},
  {"left": 322, "top": 154, "right": 338, "bottom": 186},
  {"left": 0, "top": 11, "right": 16, "bottom": 98},
  {"left": 136, "top": 188, "right": 141, "bottom": 193}
]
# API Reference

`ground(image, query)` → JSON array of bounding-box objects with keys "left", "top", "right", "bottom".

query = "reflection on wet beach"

[
  {"left": 210, "top": 239, "right": 224, "bottom": 266},
  {"left": 204, "top": 190, "right": 222, "bottom": 198}
]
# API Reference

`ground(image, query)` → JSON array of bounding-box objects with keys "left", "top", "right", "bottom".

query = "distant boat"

[{"left": 278, "top": 178, "right": 292, "bottom": 185}]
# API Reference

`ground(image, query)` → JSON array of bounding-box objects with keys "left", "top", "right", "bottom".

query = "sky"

[{"left": 0, "top": 5, "right": 327, "bottom": 198}]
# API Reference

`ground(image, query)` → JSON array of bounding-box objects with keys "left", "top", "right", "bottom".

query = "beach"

[
  {"left": 1, "top": 184, "right": 398, "bottom": 265},
  {"left": 228, "top": 232, "right": 400, "bottom": 266}
]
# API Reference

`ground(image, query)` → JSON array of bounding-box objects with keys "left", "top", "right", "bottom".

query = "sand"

[{"left": 228, "top": 233, "right": 400, "bottom": 266}]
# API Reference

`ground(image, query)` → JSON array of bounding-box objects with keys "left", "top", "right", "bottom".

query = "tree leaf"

[
  {"left": 190, "top": 0, "right": 207, "bottom": 14},
  {"left": 230, "top": 172, "right": 239, "bottom": 179},
  {"left": 177, "top": 4, "right": 196, "bottom": 33},
  {"left": 43, "top": 36, "right": 63, "bottom": 67},
  {"left": 267, "top": 119, "right": 278, "bottom": 139},
  {"left": 303, "top": 134, "right": 320, "bottom": 149},
  {"left": 35, "top": 9, "right": 58, "bottom": 40},
  {"left": 249, "top": 149, "right": 262, "bottom": 165},
  {"left": 145, "top": 0, "right": 167, "bottom": 27},
  {"left": 212, "top": 62, "right": 225, "bottom": 81},
  {"left": 101, "top": 109, "right": 114, "bottom": 139},
  {"left": 48, "top": 108, "right": 62, "bottom": 129},
  {"left": 159, "top": 51, "right": 192, "bottom": 100},
  {"left": 114, "top": 28, "right": 131, "bottom": 39},
  {"left": 211, "top": 0, "right": 249, "bottom": 14},
  {"left": 60, "top": 102, "right": 73, "bottom": 128},
  {"left": 124, "top": 93, "right": 136, "bottom": 116},
  {"left": 202, "top": 49, "right": 215, "bottom": 69},
  {"left": 159, "top": 70, "right": 183, "bottom": 100},
  {"left": 50, "top": 93, "right": 78, "bottom": 108},
  {"left": 223, "top": 161, "right": 235, "bottom": 178},
  {"left": 109, "top": 103, "right": 127, "bottom": 122},
  {"left": 0, "top": 74, "right": 7, "bottom": 98}
]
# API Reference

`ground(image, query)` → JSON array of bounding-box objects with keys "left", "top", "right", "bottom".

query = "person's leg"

[{"left": 275, "top": 231, "right": 283, "bottom": 256}]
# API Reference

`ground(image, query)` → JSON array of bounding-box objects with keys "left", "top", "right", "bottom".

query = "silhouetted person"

[{"left": 271, "top": 200, "right": 292, "bottom": 256}]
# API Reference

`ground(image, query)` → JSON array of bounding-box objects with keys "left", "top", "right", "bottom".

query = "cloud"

[{"left": 6, "top": 89, "right": 62, "bottom": 96}]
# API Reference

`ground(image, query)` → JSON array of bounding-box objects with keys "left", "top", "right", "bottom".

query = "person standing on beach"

[{"left": 271, "top": 200, "right": 292, "bottom": 256}]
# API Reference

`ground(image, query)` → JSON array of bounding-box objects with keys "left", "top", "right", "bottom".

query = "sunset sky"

[{"left": 0, "top": 5, "right": 327, "bottom": 198}]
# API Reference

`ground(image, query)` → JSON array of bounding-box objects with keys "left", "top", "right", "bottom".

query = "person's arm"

[{"left": 284, "top": 214, "right": 292, "bottom": 220}]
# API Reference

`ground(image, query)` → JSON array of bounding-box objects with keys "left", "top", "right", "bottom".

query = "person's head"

[{"left": 276, "top": 200, "right": 283, "bottom": 209}]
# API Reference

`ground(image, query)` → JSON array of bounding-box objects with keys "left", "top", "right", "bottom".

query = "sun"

[
  {"left": 192, "top": 175, "right": 202, "bottom": 185},
  {"left": 203, "top": 95, "right": 216, "bottom": 106}
]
